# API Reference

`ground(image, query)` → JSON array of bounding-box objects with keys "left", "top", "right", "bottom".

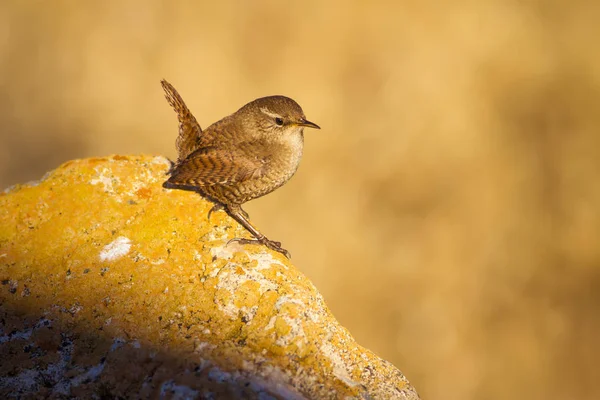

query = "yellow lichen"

[{"left": 0, "top": 155, "right": 419, "bottom": 399}]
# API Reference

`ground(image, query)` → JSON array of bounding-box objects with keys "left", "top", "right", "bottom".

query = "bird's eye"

[{"left": 275, "top": 117, "right": 284, "bottom": 126}]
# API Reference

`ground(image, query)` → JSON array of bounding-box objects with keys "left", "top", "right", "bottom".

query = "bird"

[{"left": 160, "top": 79, "right": 320, "bottom": 258}]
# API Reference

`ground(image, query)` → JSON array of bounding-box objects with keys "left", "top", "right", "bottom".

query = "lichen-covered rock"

[{"left": 0, "top": 155, "right": 420, "bottom": 399}]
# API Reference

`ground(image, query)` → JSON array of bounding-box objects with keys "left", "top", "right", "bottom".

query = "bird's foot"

[{"left": 228, "top": 237, "right": 290, "bottom": 258}]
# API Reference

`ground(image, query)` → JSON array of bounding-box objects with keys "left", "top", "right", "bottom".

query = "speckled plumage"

[{"left": 160, "top": 80, "right": 320, "bottom": 257}]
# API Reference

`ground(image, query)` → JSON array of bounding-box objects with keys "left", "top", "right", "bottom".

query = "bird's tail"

[{"left": 161, "top": 79, "right": 203, "bottom": 163}]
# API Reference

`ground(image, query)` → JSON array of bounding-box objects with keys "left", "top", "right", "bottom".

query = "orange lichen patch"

[
  {"left": 134, "top": 186, "right": 153, "bottom": 199},
  {"left": 0, "top": 155, "right": 419, "bottom": 399}
]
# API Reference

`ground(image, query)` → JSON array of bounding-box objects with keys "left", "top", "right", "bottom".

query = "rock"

[{"left": 0, "top": 155, "right": 420, "bottom": 399}]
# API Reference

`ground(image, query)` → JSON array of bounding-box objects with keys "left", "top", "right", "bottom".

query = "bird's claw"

[
  {"left": 228, "top": 237, "right": 290, "bottom": 258},
  {"left": 208, "top": 203, "right": 224, "bottom": 220}
]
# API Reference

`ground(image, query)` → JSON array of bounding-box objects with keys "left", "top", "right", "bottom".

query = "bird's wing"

[
  {"left": 161, "top": 80, "right": 202, "bottom": 162},
  {"left": 166, "top": 146, "right": 267, "bottom": 187}
]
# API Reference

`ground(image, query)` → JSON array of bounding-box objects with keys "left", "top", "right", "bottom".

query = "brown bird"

[{"left": 160, "top": 80, "right": 320, "bottom": 258}]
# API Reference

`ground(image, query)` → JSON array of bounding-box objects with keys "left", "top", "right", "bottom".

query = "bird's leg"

[
  {"left": 208, "top": 203, "right": 248, "bottom": 220},
  {"left": 225, "top": 204, "right": 290, "bottom": 258}
]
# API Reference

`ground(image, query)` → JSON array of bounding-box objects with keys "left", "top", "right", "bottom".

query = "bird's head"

[{"left": 238, "top": 95, "right": 320, "bottom": 139}]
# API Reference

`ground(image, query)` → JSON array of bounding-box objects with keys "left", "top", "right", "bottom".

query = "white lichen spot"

[
  {"left": 262, "top": 295, "right": 310, "bottom": 349},
  {"left": 0, "top": 318, "right": 50, "bottom": 344},
  {"left": 320, "top": 341, "right": 358, "bottom": 388},
  {"left": 152, "top": 155, "right": 172, "bottom": 168},
  {"left": 90, "top": 167, "right": 120, "bottom": 194},
  {"left": 129, "top": 179, "right": 145, "bottom": 194},
  {"left": 308, "top": 310, "right": 321, "bottom": 324},
  {"left": 274, "top": 315, "right": 306, "bottom": 348},
  {"left": 265, "top": 316, "right": 277, "bottom": 331},
  {"left": 210, "top": 242, "right": 242, "bottom": 259},
  {"left": 248, "top": 251, "right": 288, "bottom": 271},
  {"left": 99, "top": 236, "right": 131, "bottom": 262},
  {"left": 0, "top": 253, "right": 6, "bottom": 258},
  {"left": 194, "top": 342, "right": 215, "bottom": 353},
  {"left": 214, "top": 263, "right": 279, "bottom": 319},
  {"left": 207, "top": 267, "right": 220, "bottom": 278},
  {"left": 3, "top": 185, "right": 17, "bottom": 194},
  {"left": 70, "top": 362, "right": 105, "bottom": 387},
  {"left": 24, "top": 179, "right": 42, "bottom": 187},
  {"left": 123, "top": 169, "right": 158, "bottom": 197},
  {"left": 67, "top": 303, "right": 83, "bottom": 315},
  {"left": 192, "top": 250, "right": 202, "bottom": 261},
  {"left": 274, "top": 295, "right": 305, "bottom": 310},
  {"left": 0, "top": 320, "right": 113, "bottom": 396},
  {"left": 159, "top": 380, "right": 199, "bottom": 399},
  {"left": 110, "top": 338, "right": 126, "bottom": 351},
  {"left": 247, "top": 365, "right": 307, "bottom": 400},
  {"left": 210, "top": 243, "right": 289, "bottom": 273}
]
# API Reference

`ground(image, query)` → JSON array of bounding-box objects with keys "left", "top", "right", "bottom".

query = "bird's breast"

[
  {"left": 255, "top": 132, "right": 304, "bottom": 195},
  {"left": 281, "top": 131, "right": 304, "bottom": 176}
]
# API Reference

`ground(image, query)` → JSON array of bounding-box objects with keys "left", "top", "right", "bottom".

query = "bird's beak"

[{"left": 298, "top": 118, "right": 321, "bottom": 129}]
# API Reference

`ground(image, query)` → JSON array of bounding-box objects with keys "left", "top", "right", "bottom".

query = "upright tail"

[{"left": 161, "top": 79, "right": 203, "bottom": 165}]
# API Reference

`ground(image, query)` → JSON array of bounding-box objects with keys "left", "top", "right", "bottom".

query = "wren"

[{"left": 160, "top": 80, "right": 320, "bottom": 258}]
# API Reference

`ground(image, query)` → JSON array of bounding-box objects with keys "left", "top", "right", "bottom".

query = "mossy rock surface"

[{"left": 0, "top": 155, "right": 419, "bottom": 399}]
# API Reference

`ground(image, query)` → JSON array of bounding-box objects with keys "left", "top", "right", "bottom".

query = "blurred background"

[{"left": 1, "top": 1, "right": 599, "bottom": 399}]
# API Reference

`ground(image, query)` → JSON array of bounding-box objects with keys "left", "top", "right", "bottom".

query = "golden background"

[{"left": 1, "top": 1, "right": 599, "bottom": 399}]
